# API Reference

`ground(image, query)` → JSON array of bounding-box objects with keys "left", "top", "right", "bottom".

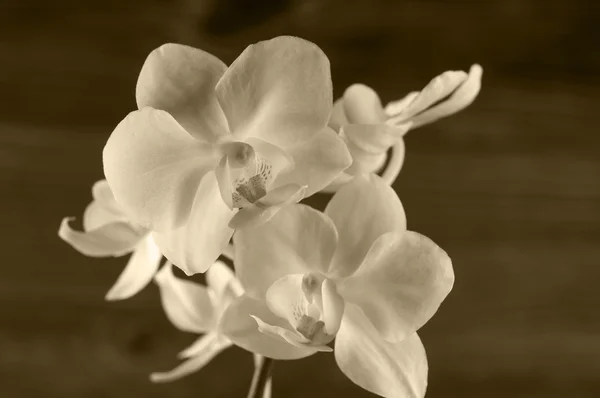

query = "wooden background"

[{"left": 1, "top": 0, "right": 599, "bottom": 397}]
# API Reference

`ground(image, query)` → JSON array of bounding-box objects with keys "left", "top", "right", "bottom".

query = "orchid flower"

[
  {"left": 150, "top": 261, "right": 240, "bottom": 382},
  {"left": 325, "top": 64, "right": 482, "bottom": 191},
  {"left": 220, "top": 174, "right": 454, "bottom": 398},
  {"left": 103, "top": 36, "right": 352, "bottom": 276},
  {"left": 58, "top": 180, "right": 162, "bottom": 300},
  {"left": 151, "top": 260, "right": 272, "bottom": 398}
]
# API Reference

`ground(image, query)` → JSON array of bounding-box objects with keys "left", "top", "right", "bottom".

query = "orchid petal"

[
  {"left": 137, "top": 43, "right": 228, "bottom": 142},
  {"left": 219, "top": 295, "right": 318, "bottom": 360},
  {"left": 103, "top": 107, "right": 219, "bottom": 231},
  {"left": 153, "top": 172, "right": 234, "bottom": 275},
  {"left": 154, "top": 263, "right": 216, "bottom": 333},
  {"left": 234, "top": 204, "right": 338, "bottom": 298},
  {"left": 178, "top": 334, "right": 219, "bottom": 359},
  {"left": 271, "top": 127, "right": 352, "bottom": 197},
  {"left": 215, "top": 36, "right": 332, "bottom": 147},
  {"left": 328, "top": 98, "right": 348, "bottom": 131},
  {"left": 58, "top": 217, "right": 142, "bottom": 257},
  {"left": 150, "top": 351, "right": 223, "bottom": 383},
  {"left": 82, "top": 200, "right": 128, "bottom": 232},
  {"left": 206, "top": 260, "right": 243, "bottom": 301},
  {"left": 83, "top": 180, "right": 127, "bottom": 231},
  {"left": 335, "top": 304, "right": 428, "bottom": 398},
  {"left": 105, "top": 235, "right": 163, "bottom": 301},
  {"left": 326, "top": 174, "right": 406, "bottom": 278},
  {"left": 228, "top": 184, "right": 306, "bottom": 230},
  {"left": 393, "top": 70, "right": 468, "bottom": 121},
  {"left": 409, "top": 64, "right": 483, "bottom": 129},
  {"left": 384, "top": 91, "right": 420, "bottom": 116},
  {"left": 342, "top": 84, "right": 387, "bottom": 124},
  {"left": 256, "top": 184, "right": 306, "bottom": 207},
  {"left": 340, "top": 231, "right": 454, "bottom": 342},
  {"left": 150, "top": 333, "right": 230, "bottom": 383}
]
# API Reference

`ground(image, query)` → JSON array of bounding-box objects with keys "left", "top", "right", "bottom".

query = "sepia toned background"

[{"left": 1, "top": 0, "right": 599, "bottom": 396}]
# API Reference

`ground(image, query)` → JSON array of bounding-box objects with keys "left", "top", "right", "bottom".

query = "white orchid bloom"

[
  {"left": 103, "top": 36, "right": 352, "bottom": 276},
  {"left": 151, "top": 260, "right": 273, "bottom": 398},
  {"left": 58, "top": 180, "right": 162, "bottom": 300},
  {"left": 150, "top": 261, "right": 243, "bottom": 382},
  {"left": 326, "top": 64, "right": 482, "bottom": 190},
  {"left": 220, "top": 174, "right": 454, "bottom": 398}
]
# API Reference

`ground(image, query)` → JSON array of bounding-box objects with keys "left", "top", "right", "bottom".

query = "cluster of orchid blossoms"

[{"left": 59, "top": 36, "right": 481, "bottom": 397}]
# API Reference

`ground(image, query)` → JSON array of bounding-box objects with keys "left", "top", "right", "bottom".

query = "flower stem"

[{"left": 247, "top": 356, "right": 274, "bottom": 398}]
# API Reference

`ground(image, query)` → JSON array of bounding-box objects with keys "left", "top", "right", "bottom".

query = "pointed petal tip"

[
  {"left": 104, "top": 289, "right": 124, "bottom": 302},
  {"left": 57, "top": 216, "right": 75, "bottom": 239},
  {"left": 470, "top": 63, "right": 483, "bottom": 75},
  {"left": 58, "top": 216, "right": 142, "bottom": 257},
  {"left": 179, "top": 264, "right": 200, "bottom": 277},
  {"left": 104, "top": 273, "right": 149, "bottom": 302}
]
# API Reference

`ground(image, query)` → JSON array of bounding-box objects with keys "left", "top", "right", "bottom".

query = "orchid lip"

[
  {"left": 232, "top": 173, "right": 268, "bottom": 207},
  {"left": 295, "top": 315, "right": 335, "bottom": 346}
]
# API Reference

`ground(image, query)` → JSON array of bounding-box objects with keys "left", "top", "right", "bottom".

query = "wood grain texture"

[{"left": 1, "top": 0, "right": 598, "bottom": 397}]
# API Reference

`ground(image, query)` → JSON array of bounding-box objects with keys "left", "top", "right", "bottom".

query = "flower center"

[
  {"left": 217, "top": 141, "right": 275, "bottom": 209},
  {"left": 291, "top": 273, "right": 335, "bottom": 346},
  {"left": 295, "top": 315, "right": 331, "bottom": 345},
  {"left": 230, "top": 154, "right": 272, "bottom": 208},
  {"left": 232, "top": 174, "right": 267, "bottom": 207}
]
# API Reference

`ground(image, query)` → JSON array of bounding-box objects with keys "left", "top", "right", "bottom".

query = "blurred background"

[{"left": 1, "top": 0, "right": 599, "bottom": 397}]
